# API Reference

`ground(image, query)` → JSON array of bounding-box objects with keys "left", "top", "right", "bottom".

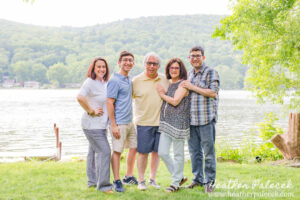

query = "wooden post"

[
  {"left": 54, "top": 124, "right": 59, "bottom": 148},
  {"left": 54, "top": 123, "right": 62, "bottom": 161},
  {"left": 57, "top": 142, "right": 62, "bottom": 160},
  {"left": 271, "top": 113, "right": 300, "bottom": 160}
]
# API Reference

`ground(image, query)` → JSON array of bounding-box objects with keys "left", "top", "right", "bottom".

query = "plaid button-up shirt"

[{"left": 188, "top": 64, "right": 220, "bottom": 126}]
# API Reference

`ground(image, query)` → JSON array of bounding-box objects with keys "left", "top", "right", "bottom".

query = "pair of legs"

[
  {"left": 110, "top": 122, "right": 137, "bottom": 181},
  {"left": 137, "top": 151, "right": 160, "bottom": 182},
  {"left": 188, "top": 120, "right": 216, "bottom": 184},
  {"left": 136, "top": 126, "right": 160, "bottom": 183},
  {"left": 158, "top": 133, "right": 185, "bottom": 187},
  {"left": 83, "top": 129, "right": 113, "bottom": 192},
  {"left": 111, "top": 148, "right": 136, "bottom": 180}
]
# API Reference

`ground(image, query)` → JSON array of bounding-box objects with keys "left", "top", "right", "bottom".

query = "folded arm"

[
  {"left": 180, "top": 81, "right": 217, "bottom": 98},
  {"left": 157, "top": 84, "right": 189, "bottom": 106}
]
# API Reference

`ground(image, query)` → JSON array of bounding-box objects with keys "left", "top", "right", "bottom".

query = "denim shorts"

[{"left": 137, "top": 126, "right": 161, "bottom": 153}]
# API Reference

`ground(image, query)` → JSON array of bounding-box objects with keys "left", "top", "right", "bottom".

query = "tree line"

[{"left": 0, "top": 15, "right": 247, "bottom": 89}]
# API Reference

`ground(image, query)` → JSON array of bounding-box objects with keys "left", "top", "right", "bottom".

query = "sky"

[{"left": 0, "top": 0, "right": 232, "bottom": 27}]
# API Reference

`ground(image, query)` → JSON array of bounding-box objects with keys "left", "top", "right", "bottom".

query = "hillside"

[{"left": 0, "top": 15, "right": 246, "bottom": 88}]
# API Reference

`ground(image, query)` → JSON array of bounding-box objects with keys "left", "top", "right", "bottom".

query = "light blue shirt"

[{"left": 107, "top": 72, "right": 132, "bottom": 124}]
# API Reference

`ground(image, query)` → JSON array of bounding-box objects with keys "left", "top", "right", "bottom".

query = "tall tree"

[
  {"left": 47, "top": 63, "right": 69, "bottom": 87},
  {"left": 12, "top": 61, "right": 33, "bottom": 82},
  {"left": 31, "top": 63, "right": 48, "bottom": 83},
  {"left": 213, "top": 0, "right": 300, "bottom": 111},
  {"left": 0, "top": 48, "right": 10, "bottom": 81}
]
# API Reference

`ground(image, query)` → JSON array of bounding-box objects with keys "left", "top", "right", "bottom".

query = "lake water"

[{"left": 0, "top": 89, "right": 287, "bottom": 162}]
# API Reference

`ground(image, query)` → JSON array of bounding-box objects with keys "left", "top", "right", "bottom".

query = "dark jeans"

[{"left": 188, "top": 120, "right": 216, "bottom": 184}]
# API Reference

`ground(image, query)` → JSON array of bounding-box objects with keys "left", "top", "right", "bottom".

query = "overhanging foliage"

[{"left": 213, "top": 0, "right": 300, "bottom": 111}]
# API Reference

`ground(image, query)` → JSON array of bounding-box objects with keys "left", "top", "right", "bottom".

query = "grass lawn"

[{"left": 0, "top": 159, "right": 299, "bottom": 200}]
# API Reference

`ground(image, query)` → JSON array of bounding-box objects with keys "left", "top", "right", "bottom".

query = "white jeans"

[{"left": 158, "top": 133, "right": 185, "bottom": 187}]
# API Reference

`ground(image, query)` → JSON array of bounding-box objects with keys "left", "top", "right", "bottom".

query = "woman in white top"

[{"left": 77, "top": 57, "right": 113, "bottom": 194}]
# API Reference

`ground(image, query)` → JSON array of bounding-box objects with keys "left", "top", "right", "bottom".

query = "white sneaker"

[
  {"left": 138, "top": 181, "right": 147, "bottom": 191},
  {"left": 148, "top": 179, "right": 160, "bottom": 189}
]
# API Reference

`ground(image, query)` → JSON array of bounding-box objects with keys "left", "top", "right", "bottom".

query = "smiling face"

[
  {"left": 189, "top": 50, "right": 205, "bottom": 70},
  {"left": 145, "top": 56, "right": 160, "bottom": 79},
  {"left": 169, "top": 62, "right": 180, "bottom": 80},
  {"left": 94, "top": 60, "right": 107, "bottom": 80},
  {"left": 118, "top": 55, "right": 134, "bottom": 75}
]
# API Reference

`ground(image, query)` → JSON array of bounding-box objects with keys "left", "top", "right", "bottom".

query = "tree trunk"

[{"left": 271, "top": 113, "right": 300, "bottom": 160}]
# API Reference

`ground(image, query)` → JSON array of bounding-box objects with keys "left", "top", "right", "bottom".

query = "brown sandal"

[
  {"left": 165, "top": 185, "right": 179, "bottom": 193},
  {"left": 179, "top": 177, "right": 188, "bottom": 186}
]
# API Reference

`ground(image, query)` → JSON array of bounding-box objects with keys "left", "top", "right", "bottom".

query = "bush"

[
  {"left": 216, "top": 112, "right": 284, "bottom": 163},
  {"left": 254, "top": 112, "right": 283, "bottom": 160}
]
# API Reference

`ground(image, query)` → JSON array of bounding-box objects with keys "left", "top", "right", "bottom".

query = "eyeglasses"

[
  {"left": 189, "top": 54, "right": 203, "bottom": 59},
  {"left": 121, "top": 58, "right": 134, "bottom": 63},
  {"left": 170, "top": 67, "right": 180, "bottom": 70},
  {"left": 146, "top": 62, "right": 159, "bottom": 66}
]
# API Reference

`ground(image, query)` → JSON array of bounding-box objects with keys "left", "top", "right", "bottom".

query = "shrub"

[{"left": 216, "top": 112, "right": 283, "bottom": 163}]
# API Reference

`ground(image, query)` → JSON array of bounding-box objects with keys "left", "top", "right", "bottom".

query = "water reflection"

[{"left": 0, "top": 89, "right": 287, "bottom": 161}]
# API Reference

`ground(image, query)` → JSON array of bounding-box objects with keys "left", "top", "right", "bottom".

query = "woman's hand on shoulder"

[
  {"left": 156, "top": 83, "right": 166, "bottom": 97},
  {"left": 178, "top": 84, "right": 189, "bottom": 97},
  {"left": 180, "top": 80, "right": 193, "bottom": 90}
]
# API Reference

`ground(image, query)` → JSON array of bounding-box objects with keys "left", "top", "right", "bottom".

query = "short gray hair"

[{"left": 143, "top": 52, "right": 161, "bottom": 67}]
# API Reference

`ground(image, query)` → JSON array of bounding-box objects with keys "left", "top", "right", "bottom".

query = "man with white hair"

[{"left": 132, "top": 52, "right": 169, "bottom": 190}]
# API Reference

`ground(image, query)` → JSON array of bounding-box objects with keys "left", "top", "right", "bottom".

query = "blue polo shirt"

[{"left": 107, "top": 72, "right": 132, "bottom": 125}]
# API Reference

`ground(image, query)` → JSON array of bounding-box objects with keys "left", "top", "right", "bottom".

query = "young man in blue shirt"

[{"left": 107, "top": 51, "right": 138, "bottom": 192}]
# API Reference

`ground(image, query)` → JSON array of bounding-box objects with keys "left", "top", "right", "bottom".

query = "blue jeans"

[
  {"left": 188, "top": 120, "right": 216, "bottom": 184},
  {"left": 158, "top": 133, "right": 185, "bottom": 187}
]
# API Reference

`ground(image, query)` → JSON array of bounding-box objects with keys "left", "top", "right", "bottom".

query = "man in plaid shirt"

[{"left": 181, "top": 46, "right": 220, "bottom": 193}]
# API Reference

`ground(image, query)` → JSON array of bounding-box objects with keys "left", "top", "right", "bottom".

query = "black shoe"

[
  {"left": 113, "top": 180, "right": 125, "bottom": 192},
  {"left": 186, "top": 181, "right": 204, "bottom": 189},
  {"left": 205, "top": 182, "right": 215, "bottom": 193},
  {"left": 123, "top": 176, "right": 138, "bottom": 185}
]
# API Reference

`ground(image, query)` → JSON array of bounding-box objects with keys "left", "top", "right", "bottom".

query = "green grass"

[{"left": 0, "top": 160, "right": 299, "bottom": 200}]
